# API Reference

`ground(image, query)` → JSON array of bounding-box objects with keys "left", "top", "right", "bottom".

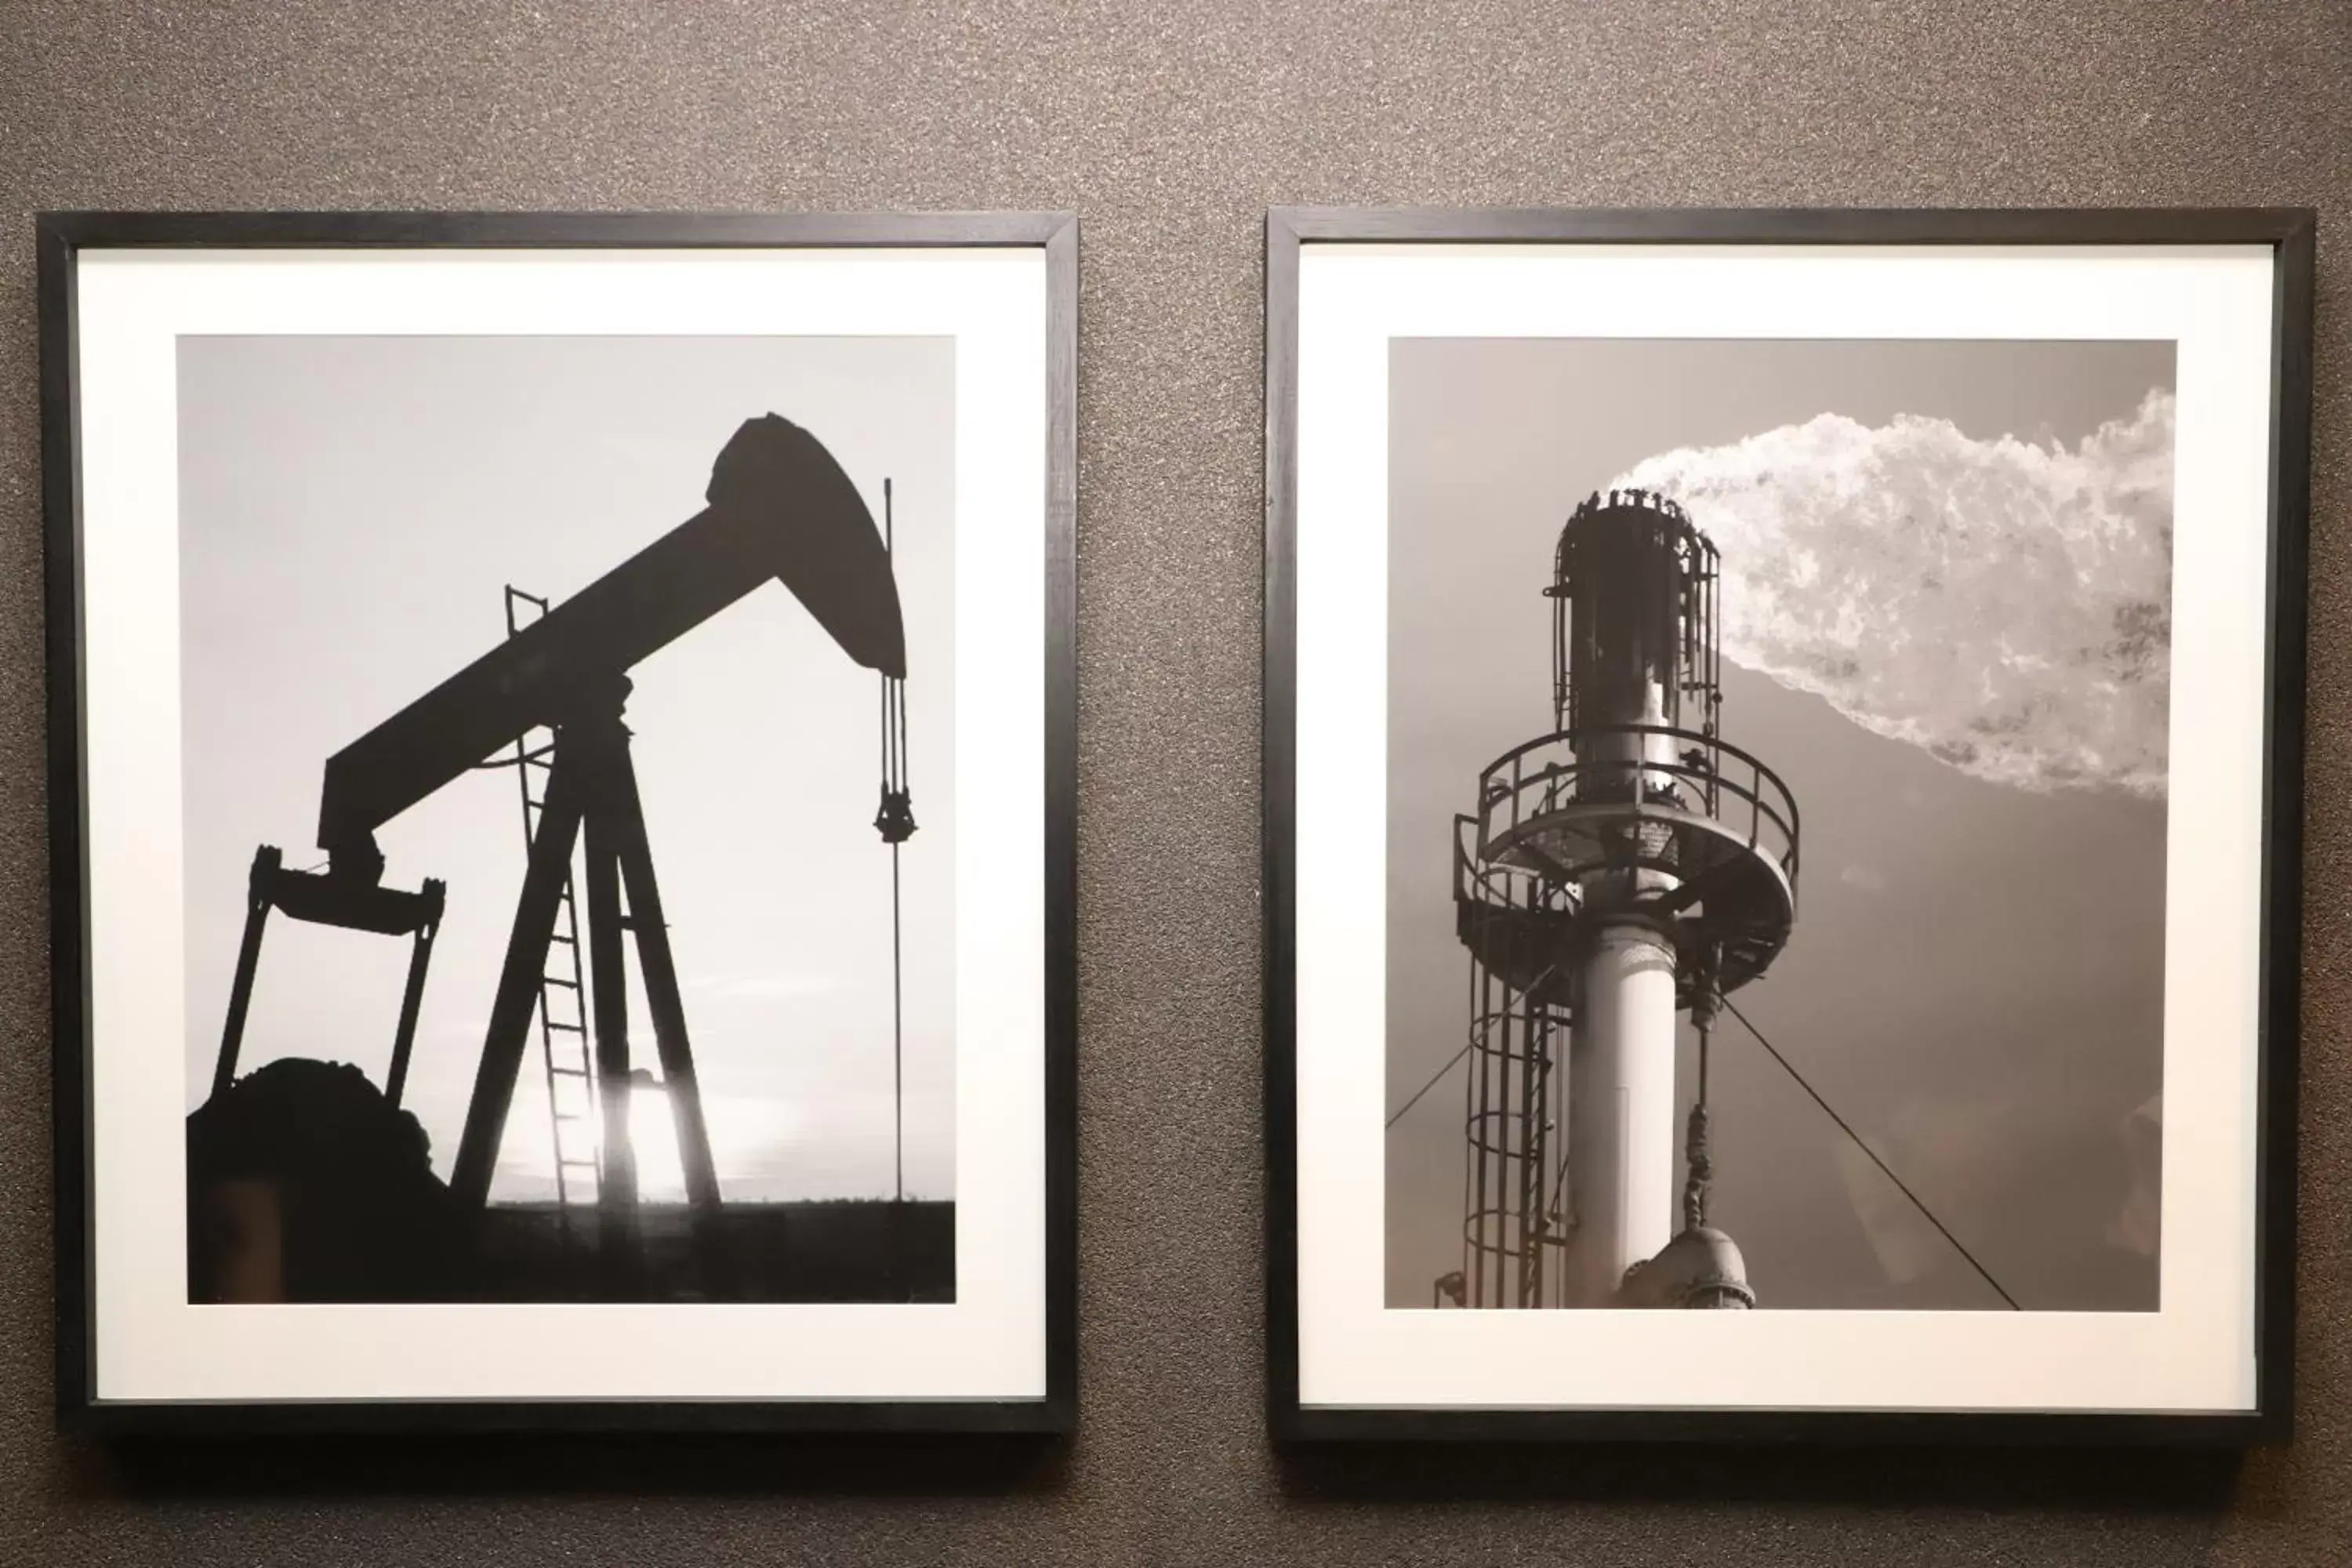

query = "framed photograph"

[
  {"left": 1265, "top": 207, "right": 2312, "bottom": 1442},
  {"left": 43, "top": 210, "right": 1076, "bottom": 1434}
]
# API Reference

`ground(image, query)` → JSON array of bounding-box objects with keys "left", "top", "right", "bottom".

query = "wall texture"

[{"left": 1, "top": 2, "right": 2345, "bottom": 1563}]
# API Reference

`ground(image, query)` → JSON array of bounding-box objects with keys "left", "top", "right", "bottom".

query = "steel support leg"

[
  {"left": 384, "top": 881, "right": 445, "bottom": 1109},
  {"left": 607, "top": 755, "right": 722, "bottom": 1217},
  {"left": 212, "top": 846, "right": 281, "bottom": 1102},
  {"left": 607, "top": 746, "right": 729, "bottom": 1292},
  {"left": 582, "top": 801, "right": 643, "bottom": 1284}
]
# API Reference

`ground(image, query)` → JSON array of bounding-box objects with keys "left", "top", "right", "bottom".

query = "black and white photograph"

[
  {"left": 45, "top": 214, "right": 1076, "bottom": 1433},
  {"left": 1268, "top": 211, "right": 2310, "bottom": 1440},
  {"left": 1384, "top": 336, "right": 2174, "bottom": 1316},
  {"left": 180, "top": 334, "right": 958, "bottom": 1309}
]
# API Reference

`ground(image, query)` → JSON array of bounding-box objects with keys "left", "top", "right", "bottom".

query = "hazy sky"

[
  {"left": 1385, "top": 338, "right": 2175, "bottom": 1310},
  {"left": 179, "top": 334, "right": 956, "bottom": 1203}
]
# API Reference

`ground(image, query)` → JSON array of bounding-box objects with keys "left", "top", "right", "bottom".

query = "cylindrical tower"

[{"left": 1452, "top": 488, "right": 1800, "bottom": 1310}]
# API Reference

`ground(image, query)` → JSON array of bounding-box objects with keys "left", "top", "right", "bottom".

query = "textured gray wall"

[{"left": 0, "top": 2, "right": 2345, "bottom": 1563}]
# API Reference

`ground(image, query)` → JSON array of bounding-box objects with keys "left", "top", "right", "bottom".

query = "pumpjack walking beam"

[{"left": 311, "top": 415, "right": 906, "bottom": 882}]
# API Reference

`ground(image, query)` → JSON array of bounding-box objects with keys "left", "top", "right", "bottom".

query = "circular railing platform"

[{"left": 1454, "top": 724, "right": 1799, "bottom": 1008}]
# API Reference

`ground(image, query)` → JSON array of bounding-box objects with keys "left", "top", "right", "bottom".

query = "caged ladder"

[{"left": 504, "top": 586, "right": 601, "bottom": 1241}]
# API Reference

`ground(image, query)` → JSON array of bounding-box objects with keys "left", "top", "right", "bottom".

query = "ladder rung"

[
  {"left": 554, "top": 1109, "right": 593, "bottom": 1123},
  {"left": 559, "top": 1160, "right": 599, "bottom": 1172},
  {"left": 544, "top": 976, "right": 579, "bottom": 989},
  {"left": 546, "top": 1019, "right": 584, "bottom": 1033},
  {"left": 550, "top": 932, "right": 575, "bottom": 946},
  {"left": 550, "top": 1065, "right": 590, "bottom": 1079}
]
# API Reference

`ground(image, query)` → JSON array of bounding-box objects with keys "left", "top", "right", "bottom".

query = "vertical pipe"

[
  {"left": 1563, "top": 921, "right": 1679, "bottom": 1305},
  {"left": 1514, "top": 989, "right": 1528, "bottom": 1308},
  {"left": 1551, "top": 995, "right": 1570, "bottom": 1303},
  {"left": 1479, "top": 960, "right": 1501, "bottom": 1307},
  {"left": 1457, "top": 897, "right": 1478, "bottom": 1297},
  {"left": 1471, "top": 962, "right": 1490, "bottom": 1307},
  {"left": 1516, "top": 982, "right": 1545, "bottom": 1308}
]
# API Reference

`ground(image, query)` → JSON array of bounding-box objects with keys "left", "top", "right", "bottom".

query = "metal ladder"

[{"left": 504, "top": 586, "right": 601, "bottom": 1237}]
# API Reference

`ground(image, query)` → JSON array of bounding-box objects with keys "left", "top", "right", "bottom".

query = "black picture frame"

[
  {"left": 41, "top": 209, "right": 1079, "bottom": 1436},
  {"left": 1262, "top": 206, "right": 2314, "bottom": 1445}
]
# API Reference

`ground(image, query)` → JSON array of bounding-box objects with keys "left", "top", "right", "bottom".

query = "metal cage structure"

[
  {"left": 1451, "top": 488, "right": 1801, "bottom": 1309},
  {"left": 1454, "top": 816, "right": 1574, "bottom": 1308}
]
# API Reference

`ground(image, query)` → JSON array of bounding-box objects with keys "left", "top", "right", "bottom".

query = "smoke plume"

[{"left": 1613, "top": 390, "right": 2174, "bottom": 796}]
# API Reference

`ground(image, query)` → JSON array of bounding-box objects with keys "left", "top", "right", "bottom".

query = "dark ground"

[{"left": 472, "top": 1200, "right": 956, "bottom": 1304}]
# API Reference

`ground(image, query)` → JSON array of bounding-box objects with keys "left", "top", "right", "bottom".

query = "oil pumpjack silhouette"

[
  {"left": 206, "top": 414, "right": 913, "bottom": 1296},
  {"left": 1442, "top": 488, "right": 1801, "bottom": 1311}
]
